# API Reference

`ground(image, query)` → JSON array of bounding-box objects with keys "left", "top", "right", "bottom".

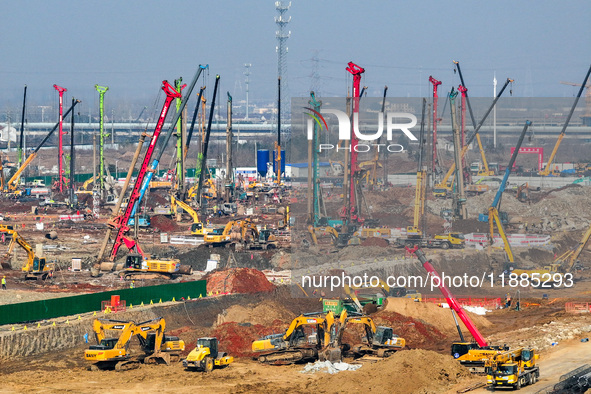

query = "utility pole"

[
  {"left": 53, "top": 84, "right": 67, "bottom": 193},
  {"left": 225, "top": 92, "right": 233, "bottom": 202},
  {"left": 244, "top": 64, "right": 251, "bottom": 119},
  {"left": 95, "top": 85, "right": 108, "bottom": 195}
]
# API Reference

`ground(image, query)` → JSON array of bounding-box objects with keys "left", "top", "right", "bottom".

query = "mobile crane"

[
  {"left": 540, "top": 64, "right": 591, "bottom": 176},
  {"left": 485, "top": 347, "right": 539, "bottom": 389},
  {"left": 251, "top": 312, "right": 336, "bottom": 364},
  {"left": 407, "top": 246, "right": 506, "bottom": 373},
  {"left": 5, "top": 100, "right": 80, "bottom": 193},
  {"left": 478, "top": 120, "right": 532, "bottom": 266},
  {"left": 0, "top": 225, "right": 54, "bottom": 280},
  {"left": 434, "top": 78, "right": 513, "bottom": 196}
]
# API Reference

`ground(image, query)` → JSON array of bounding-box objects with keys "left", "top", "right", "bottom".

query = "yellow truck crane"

[
  {"left": 183, "top": 337, "right": 233, "bottom": 372},
  {"left": 252, "top": 312, "right": 336, "bottom": 364},
  {"left": 486, "top": 348, "right": 539, "bottom": 390},
  {"left": 0, "top": 225, "right": 54, "bottom": 280},
  {"left": 85, "top": 318, "right": 184, "bottom": 371}
]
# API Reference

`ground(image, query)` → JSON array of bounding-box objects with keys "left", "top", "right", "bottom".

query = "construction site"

[{"left": 2, "top": 2, "right": 591, "bottom": 393}]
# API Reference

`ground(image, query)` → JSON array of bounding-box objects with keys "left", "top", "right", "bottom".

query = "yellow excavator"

[
  {"left": 169, "top": 194, "right": 216, "bottom": 237},
  {"left": 252, "top": 312, "right": 336, "bottom": 364},
  {"left": 183, "top": 337, "right": 233, "bottom": 372},
  {"left": 85, "top": 318, "right": 184, "bottom": 371},
  {"left": 0, "top": 225, "right": 54, "bottom": 280},
  {"left": 204, "top": 219, "right": 257, "bottom": 247},
  {"left": 343, "top": 312, "right": 406, "bottom": 358}
]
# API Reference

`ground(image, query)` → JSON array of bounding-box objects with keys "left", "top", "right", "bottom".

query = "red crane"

[
  {"left": 407, "top": 245, "right": 487, "bottom": 347},
  {"left": 345, "top": 61, "right": 365, "bottom": 223},
  {"left": 429, "top": 76, "right": 442, "bottom": 173},
  {"left": 53, "top": 84, "right": 67, "bottom": 193},
  {"left": 108, "top": 81, "right": 181, "bottom": 261}
]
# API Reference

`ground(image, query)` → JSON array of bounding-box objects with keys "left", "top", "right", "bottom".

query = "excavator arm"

[{"left": 92, "top": 319, "right": 136, "bottom": 347}]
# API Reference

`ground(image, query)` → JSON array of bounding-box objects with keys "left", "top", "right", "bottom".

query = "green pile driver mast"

[
  {"left": 275, "top": 77, "right": 282, "bottom": 185},
  {"left": 53, "top": 84, "right": 67, "bottom": 193},
  {"left": 95, "top": 85, "right": 109, "bottom": 194}
]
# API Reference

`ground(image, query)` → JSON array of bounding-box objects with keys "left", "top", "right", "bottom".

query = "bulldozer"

[{"left": 182, "top": 337, "right": 233, "bottom": 372}]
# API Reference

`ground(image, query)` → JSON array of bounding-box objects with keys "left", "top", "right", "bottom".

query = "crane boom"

[
  {"left": 437, "top": 78, "right": 512, "bottom": 190},
  {"left": 6, "top": 100, "right": 81, "bottom": 192},
  {"left": 540, "top": 64, "right": 591, "bottom": 176},
  {"left": 407, "top": 245, "right": 487, "bottom": 347},
  {"left": 108, "top": 81, "right": 181, "bottom": 261}
]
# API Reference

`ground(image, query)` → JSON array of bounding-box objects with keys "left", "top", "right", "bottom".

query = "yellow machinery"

[
  {"left": 75, "top": 175, "right": 97, "bottom": 195},
  {"left": 308, "top": 225, "right": 343, "bottom": 247},
  {"left": 183, "top": 337, "right": 233, "bottom": 372},
  {"left": 0, "top": 225, "right": 54, "bottom": 280},
  {"left": 252, "top": 312, "right": 336, "bottom": 364},
  {"left": 204, "top": 219, "right": 257, "bottom": 247},
  {"left": 486, "top": 348, "right": 539, "bottom": 389},
  {"left": 187, "top": 177, "right": 216, "bottom": 200},
  {"left": 85, "top": 318, "right": 184, "bottom": 371},
  {"left": 119, "top": 254, "right": 191, "bottom": 280},
  {"left": 170, "top": 194, "right": 214, "bottom": 236},
  {"left": 135, "top": 317, "right": 185, "bottom": 365},
  {"left": 407, "top": 166, "right": 426, "bottom": 238},
  {"left": 344, "top": 314, "right": 405, "bottom": 358}
]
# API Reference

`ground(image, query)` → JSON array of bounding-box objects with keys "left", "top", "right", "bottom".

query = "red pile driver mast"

[
  {"left": 346, "top": 61, "right": 365, "bottom": 222},
  {"left": 53, "top": 84, "right": 67, "bottom": 192},
  {"left": 108, "top": 81, "right": 181, "bottom": 261},
  {"left": 458, "top": 85, "right": 468, "bottom": 170},
  {"left": 428, "top": 76, "right": 441, "bottom": 174}
]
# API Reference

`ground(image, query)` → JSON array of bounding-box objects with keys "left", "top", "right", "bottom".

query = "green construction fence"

[{"left": 0, "top": 280, "right": 206, "bottom": 326}]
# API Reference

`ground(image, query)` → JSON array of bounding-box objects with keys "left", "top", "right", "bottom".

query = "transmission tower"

[
  {"left": 244, "top": 63, "right": 252, "bottom": 119},
  {"left": 275, "top": 1, "right": 291, "bottom": 120}
]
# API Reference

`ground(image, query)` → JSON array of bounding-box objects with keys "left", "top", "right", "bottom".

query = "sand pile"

[
  {"left": 306, "top": 349, "right": 469, "bottom": 393},
  {"left": 204, "top": 268, "right": 276, "bottom": 294},
  {"left": 379, "top": 297, "right": 491, "bottom": 335},
  {"left": 215, "top": 301, "right": 295, "bottom": 327}
]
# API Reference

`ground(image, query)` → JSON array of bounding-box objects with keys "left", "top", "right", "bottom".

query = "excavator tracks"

[{"left": 257, "top": 348, "right": 317, "bottom": 365}]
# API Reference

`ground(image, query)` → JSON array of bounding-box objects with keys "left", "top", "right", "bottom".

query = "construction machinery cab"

[
  {"left": 125, "top": 254, "right": 144, "bottom": 270},
  {"left": 197, "top": 337, "right": 218, "bottom": 358},
  {"left": 451, "top": 342, "right": 480, "bottom": 359},
  {"left": 32, "top": 256, "right": 47, "bottom": 271},
  {"left": 89, "top": 338, "right": 119, "bottom": 351},
  {"left": 373, "top": 326, "right": 395, "bottom": 346},
  {"left": 142, "top": 333, "right": 181, "bottom": 353}
]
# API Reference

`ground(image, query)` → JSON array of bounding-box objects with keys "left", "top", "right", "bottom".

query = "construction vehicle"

[
  {"left": 344, "top": 313, "right": 405, "bottom": 358},
  {"left": 170, "top": 194, "right": 213, "bottom": 236},
  {"left": 85, "top": 319, "right": 140, "bottom": 371},
  {"left": 485, "top": 348, "right": 540, "bottom": 389},
  {"left": 516, "top": 183, "right": 529, "bottom": 202},
  {"left": 433, "top": 77, "right": 513, "bottom": 196},
  {"left": 393, "top": 232, "right": 465, "bottom": 250},
  {"left": 119, "top": 254, "right": 191, "bottom": 280},
  {"left": 478, "top": 121, "right": 532, "bottom": 266},
  {"left": 407, "top": 246, "right": 506, "bottom": 373},
  {"left": 183, "top": 337, "right": 233, "bottom": 372},
  {"left": 406, "top": 99, "right": 428, "bottom": 238},
  {"left": 243, "top": 228, "right": 278, "bottom": 250},
  {"left": 0, "top": 225, "right": 54, "bottom": 280},
  {"left": 85, "top": 318, "right": 184, "bottom": 371},
  {"left": 465, "top": 184, "right": 489, "bottom": 196},
  {"left": 308, "top": 225, "right": 350, "bottom": 248},
  {"left": 252, "top": 312, "right": 336, "bottom": 364},
  {"left": 5, "top": 100, "right": 80, "bottom": 193},
  {"left": 540, "top": 64, "right": 591, "bottom": 176},
  {"left": 135, "top": 317, "right": 185, "bottom": 365},
  {"left": 204, "top": 219, "right": 259, "bottom": 248}
]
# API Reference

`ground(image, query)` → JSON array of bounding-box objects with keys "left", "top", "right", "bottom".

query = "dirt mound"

[
  {"left": 215, "top": 301, "right": 295, "bottom": 327},
  {"left": 306, "top": 349, "right": 469, "bottom": 393},
  {"left": 379, "top": 298, "right": 491, "bottom": 335},
  {"left": 204, "top": 268, "right": 276, "bottom": 294},
  {"left": 150, "top": 215, "right": 180, "bottom": 232},
  {"left": 372, "top": 311, "right": 447, "bottom": 349},
  {"left": 211, "top": 320, "right": 287, "bottom": 358},
  {"left": 360, "top": 237, "right": 389, "bottom": 247}
]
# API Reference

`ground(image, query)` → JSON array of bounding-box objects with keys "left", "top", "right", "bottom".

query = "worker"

[
  {"left": 505, "top": 293, "right": 512, "bottom": 308},
  {"left": 130, "top": 280, "right": 135, "bottom": 289},
  {"left": 2, "top": 276, "right": 6, "bottom": 290}
]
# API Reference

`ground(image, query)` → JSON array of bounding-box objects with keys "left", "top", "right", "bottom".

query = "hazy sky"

[{"left": 1, "top": 0, "right": 590, "bottom": 117}]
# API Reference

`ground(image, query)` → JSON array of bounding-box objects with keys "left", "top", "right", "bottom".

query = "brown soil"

[{"left": 204, "top": 268, "right": 276, "bottom": 295}]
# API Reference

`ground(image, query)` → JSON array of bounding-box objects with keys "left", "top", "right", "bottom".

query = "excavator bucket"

[{"left": 144, "top": 351, "right": 171, "bottom": 365}]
